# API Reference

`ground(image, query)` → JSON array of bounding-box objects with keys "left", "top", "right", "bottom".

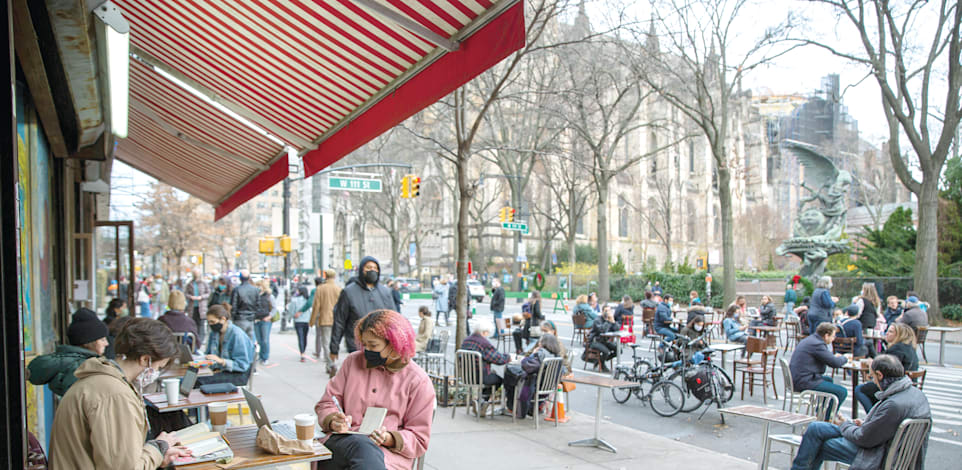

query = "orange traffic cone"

[{"left": 544, "top": 385, "right": 569, "bottom": 423}]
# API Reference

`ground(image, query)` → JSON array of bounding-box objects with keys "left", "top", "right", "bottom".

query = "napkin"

[{"left": 255, "top": 426, "right": 314, "bottom": 455}]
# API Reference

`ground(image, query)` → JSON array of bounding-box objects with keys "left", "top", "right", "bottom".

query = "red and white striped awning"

[{"left": 110, "top": 0, "right": 526, "bottom": 219}]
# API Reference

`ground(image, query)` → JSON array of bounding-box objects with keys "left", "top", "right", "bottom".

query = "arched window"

[{"left": 618, "top": 196, "right": 629, "bottom": 238}]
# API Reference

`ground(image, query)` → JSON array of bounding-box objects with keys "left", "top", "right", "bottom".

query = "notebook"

[{"left": 335, "top": 407, "right": 388, "bottom": 435}]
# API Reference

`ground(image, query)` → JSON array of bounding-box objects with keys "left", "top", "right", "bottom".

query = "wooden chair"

[
  {"left": 915, "top": 326, "right": 929, "bottom": 363},
  {"left": 739, "top": 338, "right": 778, "bottom": 404},
  {"left": 642, "top": 307, "right": 661, "bottom": 352},
  {"left": 906, "top": 369, "right": 926, "bottom": 391},
  {"left": 733, "top": 336, "right": 765, "bottom": 377},
  {"left": 495, "top": 318, "right": 513, "bottom": 353},
  {"left": 831, "top": 336, "right": 859, "bottom": 379},
  {"left": 582, "top": 335, "right": 603, "bottom": 371},
  {"left": 783, "top": 319, "right": 802, "bottom": 352},
  {"left": 571, "top": 313, "right": 588, "bottom": 346}
]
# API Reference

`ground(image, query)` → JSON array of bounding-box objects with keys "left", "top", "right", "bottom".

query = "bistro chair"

[
  {"left": 766, "top": 390, "right": 840, "bottom": 464},
  {"left": 783, "top": 319, "right": 801, "bottom": 352},
  {"left": 829, "top": 418, "right": 931, "bottom": 470},
  {"left": 915, "top": 326, "right": 929, "bottom": 363},
  {"left": 451, "top": 350, "right": 488, "bottom": 422},
  {"left": 739, "top": 338, "right": 778, "bottom": 404},
  {"left": 831, "top": 336, "right": 859, "bottom": 379},
  {"left": 906, "top": 369, "right": 926, "bottom": 391},
  {"left": 495, "top": 318, "right": 513, "bottom": 353},
  {"left": 413, "top": 398, "right": 438, "bottom": 470},
  {"left": 779, "top": 357, "right": 803, "bottom": 412},
  {"left": 512, "top": 357, "right": 564, "bottom": 429},
  {"left": 642, "top": 307, "right": 661, "bottom": 352},
  {"left": 571, "top": 312, "right": 588, "bottom": 346},
  {"left": 733, "top": 336, "right": 765, "bottom": 376},
  {"left": 425, "top": 330, "right": 450, "bottom": 376},
  {"left": 176, "top": 331, "right": 200, "bottom": 353}
]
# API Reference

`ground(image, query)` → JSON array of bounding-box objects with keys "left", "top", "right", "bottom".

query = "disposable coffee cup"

[
  {"left": 295, "top": 413, "right": 316, "bottom": 443},
  {"left": 163, "top": 378, "right": 180, "bottom": 405},
  {"left": 208, "top": 402, "right": 229, "bottom": 429}
]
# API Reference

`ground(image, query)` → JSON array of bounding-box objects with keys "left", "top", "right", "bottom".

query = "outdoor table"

[
  {"left": 562, "top": 374, "right": 640, "bottom": 453},
  {"left": 144, "top": 389, "right": 251, "bottom": 423},
  {"left": 926, "top": 326, "right": 961, "bottom": 366},
  {"left": 710, "top": 343, "right": 745, "bottom": 374},
  {"left": 750, "top": 325, "right": 779, "bottom": 337},
  {"left": 842, "top": 361, "right": 871, "bottom": 419},
  {"left": 864, "top": 329, "right": 884, "bottom": 354},
  {"left": 718, "top": 404, "right": 815, "bottom": 470},
  {"left": 160, "top": 365, "right": 213, "bottom": 380},
  {"left": 174, "top": 424, "right": 331, "bottom": 469}
]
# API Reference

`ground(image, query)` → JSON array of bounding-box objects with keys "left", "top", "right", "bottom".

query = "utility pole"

[{"left": 281, "top": 177, "right": 291, "bottom": 332}]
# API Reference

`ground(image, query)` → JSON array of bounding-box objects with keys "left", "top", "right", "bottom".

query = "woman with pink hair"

[{"left": 315, "top": 310, "right": 435, "bottom": 470}]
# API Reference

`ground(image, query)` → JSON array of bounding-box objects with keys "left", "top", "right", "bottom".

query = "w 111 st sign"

[
  {"left": 329, "top": 176, "right": 382, "bottom": 192},
  {"left": 502, "top": 222, "right": 528, "bottom": 234}
]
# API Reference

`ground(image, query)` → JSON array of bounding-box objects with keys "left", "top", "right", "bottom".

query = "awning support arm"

[{"left": 354, "top": 0, "right": 459, "bottom": 52}]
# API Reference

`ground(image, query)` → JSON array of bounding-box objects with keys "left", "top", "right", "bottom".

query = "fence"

[{"left": 830, "top": 277, "right": 962, "bottom": 308}]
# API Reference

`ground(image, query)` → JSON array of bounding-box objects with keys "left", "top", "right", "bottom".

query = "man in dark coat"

[
  {"left": 489, "top": 279, "right": 506, "bottom": 339},
  {"left": 230, "top": 269, "right": 259, "bottom": 340},
  {"left": 791, "top": 354, "right": 931, "bottom": 470},
  {"left": 329, "top": 256, "right": 394, "bottom": 361}
]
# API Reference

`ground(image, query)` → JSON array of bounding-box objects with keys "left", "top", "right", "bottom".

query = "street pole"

[{"left": 281, "top": 177, "right": 291, "bottom": 331}]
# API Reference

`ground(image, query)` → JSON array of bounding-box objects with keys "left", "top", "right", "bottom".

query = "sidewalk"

[{"left": 251, "top": 328, "right": 756, "bottom": 470}]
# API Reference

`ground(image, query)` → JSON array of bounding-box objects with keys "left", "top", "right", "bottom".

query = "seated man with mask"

[{"left": 790, "top": 354, "right": 931, "bottom": 470}]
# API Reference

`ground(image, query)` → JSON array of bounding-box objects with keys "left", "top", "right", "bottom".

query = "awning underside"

[{"left": 110, "top": 0, "right": 525, "bottom": 219}]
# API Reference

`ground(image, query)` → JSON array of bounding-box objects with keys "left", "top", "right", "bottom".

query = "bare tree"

[
  {"left": 136, "top": 183, "right": 210, "bottom": 276},
  {"left": 802, "top": 0, "right": 961, "bottom": 321},
  {"left": 638, "top": 170, "right": 680, "bottom": 266},
  {"left": 627, "top": 0, "right": 798, "bottom": 305},
  {"left": 532, "top": 142, "right": 595, "bottom": 269}
]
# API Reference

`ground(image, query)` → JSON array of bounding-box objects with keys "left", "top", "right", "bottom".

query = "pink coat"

[{"left": 315, "top": 351, "right": 435, "bottom": 470}]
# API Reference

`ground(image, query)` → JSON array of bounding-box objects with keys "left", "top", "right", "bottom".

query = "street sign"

[
  {"left": 328, "top": 176, "right": 382, "bottom": 192},
  {"left": 501, "top": 222, "right": 529, "bottom": 234}
]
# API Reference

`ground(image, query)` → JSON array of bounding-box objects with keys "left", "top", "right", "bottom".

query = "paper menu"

[{"left": 336, "top": 407, "right": 387, "bottom": 435}]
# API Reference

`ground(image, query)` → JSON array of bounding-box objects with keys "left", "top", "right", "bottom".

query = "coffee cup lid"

[{"left": 208, "top": 401, "right": 229, "bottom": 411}]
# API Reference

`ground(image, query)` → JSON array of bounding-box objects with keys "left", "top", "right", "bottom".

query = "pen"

[{"left": 331, "top": 395, "right": 345, "bottom": 414}]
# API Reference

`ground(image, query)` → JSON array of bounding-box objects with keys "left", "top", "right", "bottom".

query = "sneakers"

[
  {"left": 261, "top": 359, "right": 270, "bottom": 366},
  {"left": 300, "top": 356, "right": 306, "bottom": 363}
]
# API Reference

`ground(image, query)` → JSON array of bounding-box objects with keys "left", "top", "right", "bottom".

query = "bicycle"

[
  {"left": 610, "top": 344, "right": 686, "bottom": 417},
  {"left": 662, "top": 327, "right": 735, "bottom": 420}
]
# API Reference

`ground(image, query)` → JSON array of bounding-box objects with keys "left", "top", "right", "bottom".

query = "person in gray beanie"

[{"left": 27, "top": 308, "right": 110, "bottom": 396}]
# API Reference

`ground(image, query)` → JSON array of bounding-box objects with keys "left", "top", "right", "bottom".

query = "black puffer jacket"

[{"left": 329, "top": 256, "right": 394, "bottom": 355}]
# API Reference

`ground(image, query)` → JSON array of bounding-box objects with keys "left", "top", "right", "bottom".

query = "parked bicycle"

[
  {"left": 610, "top": 344, "right": 686, "bottom": 417},
  {"left": 663, "top": 327, "right": 735, "bottom": 418}
]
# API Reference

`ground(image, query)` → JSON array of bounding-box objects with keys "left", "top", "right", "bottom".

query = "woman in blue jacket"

[
  {"left": 807, "top": 276, "right": 837, "bottom": 335},
  {"left": 197, "top": 304, "right": 255, "bottom": 386}
]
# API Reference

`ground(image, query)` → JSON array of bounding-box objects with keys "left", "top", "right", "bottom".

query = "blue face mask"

[{"left": 364, "top": 349, "right": 387, "bottom": 367}]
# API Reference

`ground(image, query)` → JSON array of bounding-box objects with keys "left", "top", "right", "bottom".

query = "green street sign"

[
  {"left": 328, "top": 176, "right": 382, "bottom": 192},
  {"left": 501, "top": 222, "right": 528, "bottom": 234}
]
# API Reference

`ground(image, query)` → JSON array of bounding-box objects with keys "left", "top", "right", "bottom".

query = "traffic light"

[
  {"left": 410, "top": 175, "right": 420, "bottom": 198},
  {"left": 507, "top": 207, "right": 515, "bottom": 222},
  {"left": 499, "top": 207, "right": 507, "bottom": 222},
  {"left": 401, "top": 175, "right": 410, "bottom": 198}
]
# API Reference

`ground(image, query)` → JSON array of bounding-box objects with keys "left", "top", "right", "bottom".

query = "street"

[{"left": 256, "top": 298, "right": 962, "bottom": 469}]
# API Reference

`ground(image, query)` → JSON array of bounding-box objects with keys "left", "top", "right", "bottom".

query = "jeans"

[
  {"left": 854, "top": 382, "right": 880, "bottom": 414},
  {"left": 812, "top": 376, "right": 846, "bottom": 418},
  {"left": 254, "top": 320, "right": 271, "bottom": 362},
  {"left": 319, "top": 434, "right": 386, "bottom": 470},
  {"left": 492, "top": 311, "right": 503, "bottom": 338},
  {"left": 234, "top": 318, "right": 256, "bottom": 341},
  {"left": 294, "top": 322, "right": 310, "bottom": 354},
  {"left": 784, "top": 302, "right": 795, "bottom": 316},
  {"left": 436, "top": 309, "right": 449, "bottom": 326},
  {"left": 315, "top": 325, "right": 332, "bottom": 365},
  {"left": 791, "top": 421, "right": 858, "bottom": 470},
  {"left": 139, "top": 302, "right": 152, "bottom": 318},
  {"left": 655, "top": 327, "right": 677, "bottom": 341}
]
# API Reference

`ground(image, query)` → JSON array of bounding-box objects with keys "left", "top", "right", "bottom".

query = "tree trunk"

[
  {"left": 916, "top": 176, "right": 941, "bottom": 322},
  {"left": 390, "top": 234, "right": 399, "bottom": 281},
  {"left": 717, "top": 164, "right": 736, "bottom": 306},
  {"left": 597, "top": 180, "right": 610, "bottom": 300},
  {"left": 568, "top": 190, "right": 578, "bottom": 267},
  {"left": 455, "top": 157, "right": 472, "bottom": 349},
  {"left": 511, "top": 184, "right": 522, "bottom": 290}
]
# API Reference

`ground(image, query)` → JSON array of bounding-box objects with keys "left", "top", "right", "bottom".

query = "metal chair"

[
  {"left": 766, "top": 390, "right": 840, "bottom": 464},
  {"left": 512, "top": 357, "right": 564, "bottom": 429},
  {"left": 425, "top": 330, "right": 450, "bottom": 375},
  {"left": 451, "top": 350, "right": 487, "bottom": 422},
  {"left": 830, "top": 418, "right": 931, "bottom": 470},
  {"left": 413, "top": 398, "right": 438, "bottom": 470},
  {"left": 915, "top": 327, "right": 929, "bottom": 363},
  {"left": 176, "top": 331, "right": 200, "bottom": 352},
  {"left": 779, "top": 357, "right": 803, "bottom": 411}
]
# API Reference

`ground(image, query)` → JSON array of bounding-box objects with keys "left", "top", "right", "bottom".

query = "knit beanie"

[
  {"left": 67, "top": 308, "right": 109, "bottom": 346},
  {"left": 168, "top": 290, "right": 186, "bottom": 311}
]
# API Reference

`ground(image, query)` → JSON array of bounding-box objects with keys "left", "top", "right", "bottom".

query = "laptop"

[
  {"left": 179, "top": 366, "right": 199, "bottom": 397},
  {"left": 175, "top": 343, "right": 193, "bottom": 364},
  {"left": 242, "top": 388, "right": 300, "bottom": 440}
]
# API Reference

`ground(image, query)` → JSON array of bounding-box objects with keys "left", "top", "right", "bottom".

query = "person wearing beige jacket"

[
  {"left": 49, "top": 318, "right": 190, "bottom": 469},
  {"left": 310, "top": 269, "right": 342, "bottom": 375}
]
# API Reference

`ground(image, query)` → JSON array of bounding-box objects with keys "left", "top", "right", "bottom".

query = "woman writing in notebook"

[{"left": 315, "top": 309, "right": 436, "bottom": 470}]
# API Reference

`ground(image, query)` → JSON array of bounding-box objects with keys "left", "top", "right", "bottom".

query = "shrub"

[
  {"left": 609, "top": 271, "right": 724, "bottom": 308},
  {"left": 942, "top": 304, "right": 962, "bottom": 321}
]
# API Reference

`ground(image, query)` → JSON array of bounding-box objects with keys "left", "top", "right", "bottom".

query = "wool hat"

[
  {"left": 168, "top": 289, "right": 186, "bottom": 311},
  {"left": 67, "top": 308, "right": 109, "bottom": 346},
  {"left": 906, "top": 296, "right": 919, "bottom": 304},
  {"left": 843, "top": 304, "right": 860, "bottom": 317}
]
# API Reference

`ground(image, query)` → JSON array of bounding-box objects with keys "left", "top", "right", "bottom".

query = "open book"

[
  {"left": 336, "top": 407, "right": 387, "bottom": 435},
  {"left": 171, "top": 422, "right": 234, "bottom": 464}
]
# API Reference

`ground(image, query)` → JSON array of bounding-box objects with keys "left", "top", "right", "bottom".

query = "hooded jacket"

[
  {"left": 839, "top": 376, "right": 930, "bottom": 470},
  {"left": 27, "top": 344, "right": 100, "bottom": 396},
  {"left": 330, "top": 256, "right": 395, "bottom": 355},
  {"left": 49, "top": 357, "right": 165, "bottom": 469}
]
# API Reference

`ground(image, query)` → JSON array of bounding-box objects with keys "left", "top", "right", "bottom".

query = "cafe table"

[
  {"left": 601, "top": 331, "right": 633, "bottom": 377},
  {"left": 709, "top": 343, "right": 746, "bottom": 373},
  {"left": 925, "top": 326, "right": 962, "bottom": 366},
  {"left": 562, "top": 374, "right": 640, "bottom": 453},
  {"left": 144, "top": 389, "right": 252, "bottom": 423},
  {"left": 842, "top": 361, "right": 871, "bottom": 419},
  {"left": 719, "top": 405, "right": 815, "bottom": 470},
  {"left": 174, "top": 424, "right": 331, "bottom": 470}
]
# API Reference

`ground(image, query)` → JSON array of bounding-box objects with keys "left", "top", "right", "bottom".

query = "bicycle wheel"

[
  {"left": 709, "top": 364, "right": 735, "bottom": 403},
  {"left": 648, "top": 380, "right": 685, "bottom": 417},
  {"left": 611, "top": 370, "right": 634, "bottom": 404},
  {"left": 632, "top": 360, "right": 654, "bottom": 398},
  {"left": 668, "top": 370, "right": 704, "bottom": 412}
]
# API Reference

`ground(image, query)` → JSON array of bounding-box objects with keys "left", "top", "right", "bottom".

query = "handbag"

[{"left": 561, "top": 381, "right": 576, "bottom": 393}]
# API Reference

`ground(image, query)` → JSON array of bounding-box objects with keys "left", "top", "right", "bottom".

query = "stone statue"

[{"left": 776, "top": 140, "right": 851, "bottom": 279}]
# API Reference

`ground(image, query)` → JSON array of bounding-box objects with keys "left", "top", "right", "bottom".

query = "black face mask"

[
  {"left": 363, "top": 270, "right": 379, "bottom": 285},
  {"left": 364, "top": 349, "right": 387, "bottom": 367},
  {"left": 210, "top": 322, "right": 224, "bottom": 333}
]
